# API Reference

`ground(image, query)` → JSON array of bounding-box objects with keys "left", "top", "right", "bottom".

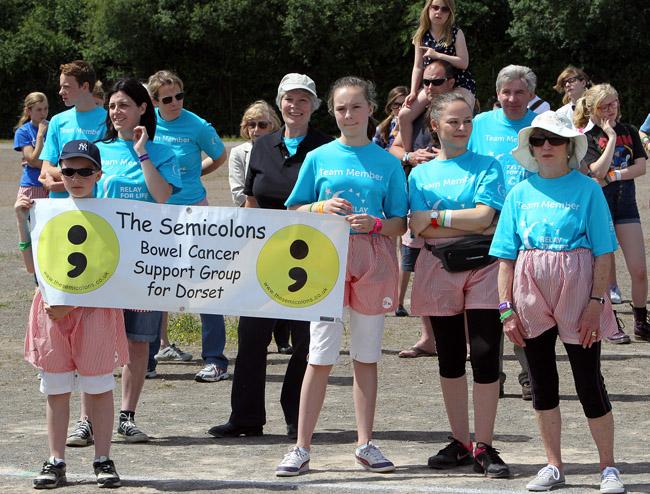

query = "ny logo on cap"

[{"left": 79, "top": 142, "right": 88, "bottom": 151}]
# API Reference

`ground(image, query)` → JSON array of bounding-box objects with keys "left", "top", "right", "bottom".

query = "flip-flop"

[{"left": 398, "top": 346, "right": 436, "bottom": 358}]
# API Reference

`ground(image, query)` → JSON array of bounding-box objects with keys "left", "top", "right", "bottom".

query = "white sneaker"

[
  {"left": 526, "top": 464, "right": 565, "bottom": 491},
  {"left": 194, "top": 364, "right": 229, "bottom": 382},
  {"left": 276, "top": 446, "right": 310, "bottom": 476},
  {"left": 600, "top": 466, "right": 625, "bottom": 493},
  {"left": 355, "top": 441, "right": 395, "bottom": 473},
  {"left": 609, "top": 285, "right": 622, "bottom": 304},
  {"left": 154, "top": 343, "right": 193, "bottom": 362}
]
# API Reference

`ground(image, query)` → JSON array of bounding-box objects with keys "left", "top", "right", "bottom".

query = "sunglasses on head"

[
  {"left": 430, "top": 4, "right": 451, "bottom": 13},
  {"left": 159, "top": 92, "right": 185, "bottom": 105},
  {"left": 246, "top": 120, "right": 270, "bottom": 130},
  {"left": 529, "top": 134, "right": 570, "bottom": 147},
  {"left": 423, "top": 78, "right": 448, "bottom": 87},
  {"left": 61, "top": 167, "right": 98, "bottom": 177}
]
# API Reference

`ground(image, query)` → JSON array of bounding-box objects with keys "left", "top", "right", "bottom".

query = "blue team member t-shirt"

[
  {"left": 39, "top": 106, "right": 107, "bottom": 198},
  {"left": 489, "top": 170, "right": 618, "bottom": 259},
  {"left": 95, "top": 139, "right": 182, "bottom": 203},
  {"left": 14, "top": 122, "right": 46, "bottom": 187},
  {"left": 408, "top": 150, "right": 505, "bottom": 214},
  {"left": 468, "top": 108, "right": 536, "bottom": 194},
  {"left": 285, "top": 140, "right": 408, "bottom": 232},
  {"left": 153, "top": 108, "right": 225, "bottom": 205}
]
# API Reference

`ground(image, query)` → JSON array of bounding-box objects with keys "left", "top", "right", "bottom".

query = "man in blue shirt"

[
  {"left": 468, "top": 65, "right": 539, "bottom": 401},
  {"left": 39, "top": 60, "right": 106, "bottom": 198}
]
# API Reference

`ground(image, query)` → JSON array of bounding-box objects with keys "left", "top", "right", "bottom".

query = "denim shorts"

[
  {"left": 602, "top": 181, "right": 640, "bottom": 225},
  {"left": 400, "top": 244, "right": 421, "bottom": 272},
  {"left": 124, "top": 310, "right": 162, "bottom": 343}
]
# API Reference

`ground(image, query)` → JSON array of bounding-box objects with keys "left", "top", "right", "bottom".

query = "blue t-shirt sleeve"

[
  {"left": 407, "top": 169, "right": 430, "bottom": 212},
  {"left": 641, "top": 113, "right": 650, "bottom": 134},
  {"left": 284, "top": 152, "right": 317, "bottom": 207},
  {"left": 585, "top": 185, "right": 618, "bottom": 256},
  {"left": 14, "top": 126, "right": 33, "bottom": 151},
  {"left": 155, "top": 148, "right": 183, "bottom": 195},
  {"left": 40, "top": 118, "right": 61, "bottom": 163},
  {"left": 197, "top": 122, "right": 225, "bottom": 159},
  {"left": 489, "top": 193, "right": 520, "bottom": 259},
  {"left": 382, "top": 165, "right": 408, "bottom": 218},
  {"left": 474, "top": 158, "right": 505, "bottom": 211}
]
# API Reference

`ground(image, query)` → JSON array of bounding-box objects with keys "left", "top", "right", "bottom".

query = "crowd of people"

[{"left": 12, "top": 0, "right": 650, "bottom": 491}]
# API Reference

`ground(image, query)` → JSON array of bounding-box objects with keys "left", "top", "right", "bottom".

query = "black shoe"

[
  {"left": 278, "top": 346, "right": 294, "bottom": 355},
  {"left": 287, "top": 424, "right": 298, "bottom": 439},
  {"left": 395, "top": 305, "right": 409, "bottom": 317},
  {"left": 498, "top": 372, "right": 506, "bottom": 399},
  {"left": 634, "top": 317, "right": 650, "bottom": 341},
  {"left": 427, "top": 437, "right": 473, "bottom": 469},
  {"left": 521, "top": 382, "right": 532, "bottom": 401},
  {"left": 93, "top": 457, "right": 121, "bottom": 488},
  {"left": 33, "top": 459, "right": 66, "bottom": 489},
  {"left": 473, "top": 442, "right": 510, "bottom": 478},
  {"left": 208, "top": 421, "right": 263, "bottom": 438}
]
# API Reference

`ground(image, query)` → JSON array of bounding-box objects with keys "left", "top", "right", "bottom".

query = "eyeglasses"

[
  {"left": 159, "top": 92, "right": 185, "bottom": 105},
  {"left": 529, "top": 134, "right": 570, "bottom": 147},
  {"left": 598, "top": 100, "right": 618, "bottom": 112},
  {"left": 390, "top": 101, "right": 405, "bottom": 110},
  {"left": 423, "top": 78, "right": 448, "bottom": 87},
  {"left": 246, "top": 120, "right": 270, "bottom": 130},
  {"left": 61, "top": 167, "right": 98, "bottom": 177},
  {"left": 430, "top": 4, "right": 451, "bottom": 13},
  {"left": 564, "top": 76, "right": 583, "bottom": 85}
]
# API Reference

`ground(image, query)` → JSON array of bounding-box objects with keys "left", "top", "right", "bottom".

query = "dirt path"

[{"left": 1, "top": 142, "right": 649, "bottom": 493}]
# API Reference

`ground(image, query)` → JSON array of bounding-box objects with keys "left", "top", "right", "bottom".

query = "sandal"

[{"left": 398, "top": 346, "right": 436, "bottom": 358}]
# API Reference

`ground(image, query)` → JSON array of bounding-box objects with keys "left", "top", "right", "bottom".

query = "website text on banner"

[{"left": 30, "top": 199, "right": 349, "bottom": 322}]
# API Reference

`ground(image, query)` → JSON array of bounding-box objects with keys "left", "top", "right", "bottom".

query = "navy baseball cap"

[{"left": 59, "top": 140, "right": 102, "bottom": 169}]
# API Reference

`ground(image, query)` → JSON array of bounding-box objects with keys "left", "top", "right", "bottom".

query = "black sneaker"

[
  {"left": 207, "top": 421, "right": 263, "bottom": 438},
  {"left": 93, "top": 457, "right": 121, "bottom": 488},
  {"left": 33, "top": 459, "right": 66, "bottom": 489},
  {"left": 116, "top": 413, "right": 149, "bottom": 443},
  {"left": 427, "top": 437, "right": 473, "bottom": 469},
  {"left": 634, "top": 315, "right": 650, "bottom": 341},
  {"left": 521, "top": 382, "right": 532, "bottom": 401},
  {"left": 66, "top": 417, "right": 94, "bottom": 447},
  {"left": 473, "top": 442, "right": 510, "bottom": 478}
]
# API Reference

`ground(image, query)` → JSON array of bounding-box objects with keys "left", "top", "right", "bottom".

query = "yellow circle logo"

[
  {"left": 257, "top": 225, "right": 339, "bottom": 307},
  {"left": 37, "top": 211, "right": 119, "bottom": 294}
]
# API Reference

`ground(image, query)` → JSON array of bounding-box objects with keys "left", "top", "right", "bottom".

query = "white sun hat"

[{"left": 511, "top": 111, "right": 588, "bottom": 172}]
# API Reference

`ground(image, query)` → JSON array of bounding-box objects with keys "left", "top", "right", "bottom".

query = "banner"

[{"left": 30, "top": 199, "right": 349, "bottom": 322}]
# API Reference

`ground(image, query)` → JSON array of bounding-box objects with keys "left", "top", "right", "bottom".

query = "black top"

[{"left": 244, "top": 126, "right": 332, "bottom": 209}]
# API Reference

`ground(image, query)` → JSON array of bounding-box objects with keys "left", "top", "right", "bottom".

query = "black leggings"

[
  {"left": 429, "top": 309, "right": 502, "bottom": 384},
  {"left": 523, "top": 327, "right": 612, "bottom": 419}
]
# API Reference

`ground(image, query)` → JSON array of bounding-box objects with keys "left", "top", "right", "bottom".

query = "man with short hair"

[
  {"left": 39, "top": 60, "right": 106, "bottom": 198},
  {"left": 469, "top": 64, "right": 538, "bottom": 400}
]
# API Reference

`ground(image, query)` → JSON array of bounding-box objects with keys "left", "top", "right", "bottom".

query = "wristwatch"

[{"left": 430, "top": 210, "right": 440, "bottom": 228}]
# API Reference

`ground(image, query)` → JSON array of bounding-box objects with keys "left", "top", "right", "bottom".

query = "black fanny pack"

[{"left": 424, "top": 235, "right": 496, "bottom": 272}]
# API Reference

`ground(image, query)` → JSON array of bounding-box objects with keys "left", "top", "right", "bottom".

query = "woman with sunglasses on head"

[
  {"left": 408, "top": 92, "right": 508, "bottom": 478},
  {"left": 553, "top": 66, "right": 591, "bottom": 131},
  {"left": 490, "top": 111, "right": 624, "bottom": 493},
  {"left": 208, "top": 73, "right": 331, "bottom": 441},
  {"left": 95, "top": 78, "right": 182, "bottom": 443},
  {"left": 399, "top": 0, "right": 475, "bottom": 153},
  {"left": 145, "top": 70, "right": 230, "bottom": 383},
  {"left": 373, "top": 86, "right": 408, "bottom": 149},
  {"left": 575, "top": 84, "right": 650, "bottom": 343}
]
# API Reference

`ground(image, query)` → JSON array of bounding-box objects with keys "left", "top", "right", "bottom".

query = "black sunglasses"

[
  {"left": 529, "top": 134, "right": 570, "bottom": 147},
  {"left": 61, "top": 167, "right": 98, "bottom": 177},
  {"left": 430, "top": 5, "right": 451, "bottom": 13},
  {"left": 423, "top": 78, "right": 448, "bottom": 87},
  {"left": 246, "top": 121, "right": 270, "bottom": 129},
  {"left": 159, "top": 92, "right": 185, "bottom": 105}
]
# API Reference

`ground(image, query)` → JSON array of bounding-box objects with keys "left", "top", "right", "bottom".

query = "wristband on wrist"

[
  {"left": 498, "top": 301, "right": 513, "bottom": 312},
  {"left": 138, "top": 153, "right": 150, "bottom": 163},
  {"left": 499, "top": 308, "right": 514, "bottom": 322},
  {"left": 442, "top": 209, "right": 452, "bottom": 228},
  {"left": 607, "top": 170, "right": 617, "bottom": 182},
  {"left": 18, "top": 240, "right": 31, "bottom": 251},
  {"left": 403, "top": 152, "right": 410, "bottom": 165},
  {"left": 614, "top": 170, "right": 621, "bottom": 181},
  {"left": 437, "top": 209, "right": 446, "bottom": 227},
  {"left": 369, "top": 217, "right": 383, "bottom": 234}
]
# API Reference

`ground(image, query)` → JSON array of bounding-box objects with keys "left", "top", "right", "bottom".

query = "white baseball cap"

[{"left": 276, "top": 73, "right": 320, "bottom": 108}]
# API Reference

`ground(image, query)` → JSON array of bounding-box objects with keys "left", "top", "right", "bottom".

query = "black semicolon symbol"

[
  {"left": 67, "top": 225, "right": 88, "bottom": 278},
  {"left": 288, "top": 239, "right": 308, "bottom": 292}
]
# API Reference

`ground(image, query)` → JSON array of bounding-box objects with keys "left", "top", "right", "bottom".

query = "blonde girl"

[
  {"left": 13, "top": 92, "right": 49, "bottom": 198},
  {"left": 399, "top": 0, "right": 475, "bottom": 153}
]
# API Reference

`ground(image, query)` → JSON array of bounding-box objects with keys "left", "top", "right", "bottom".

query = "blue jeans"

[{"left": 148, "top": 313, "right": 228, "bottom": 371}]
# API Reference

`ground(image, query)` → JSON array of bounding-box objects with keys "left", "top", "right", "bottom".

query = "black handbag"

[{"left": 424, "top": 235, "right": 496, "bottom": 273}]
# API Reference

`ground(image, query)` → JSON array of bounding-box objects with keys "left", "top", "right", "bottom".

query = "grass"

[{"left": 168, "top": 312, "right": 238, "bottom": 346}]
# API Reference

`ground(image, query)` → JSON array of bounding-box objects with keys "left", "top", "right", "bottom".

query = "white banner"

[{"left": 30, "top": 199, "right": 349, "bottom": 322}]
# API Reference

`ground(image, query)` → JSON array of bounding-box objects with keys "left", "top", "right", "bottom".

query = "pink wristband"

[{"left": 369, "top": 217, "right": 383, "bottom": 234}]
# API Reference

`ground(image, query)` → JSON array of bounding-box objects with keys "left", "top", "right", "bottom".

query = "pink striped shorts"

[
  {"left": 25, "top": 290, "right": 130, "bottom": 375},
  {"left": 513, "top": 249, "right": 617, "bottom": 344},
  {"left": 411, "top": 238, "right": 499, "bottom": 316},
  {"left": 344, "top": 234, "right": 399, "bottom": 315}
]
